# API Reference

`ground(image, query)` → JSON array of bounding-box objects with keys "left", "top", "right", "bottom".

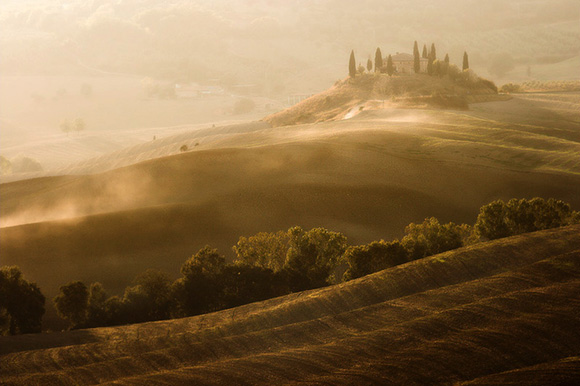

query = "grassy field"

[
  {"left": 1, "top": 225, "right": 580, "bottom": 384},
  {"left": 1, "top": 91, "right": 579, "bottom": 330}
]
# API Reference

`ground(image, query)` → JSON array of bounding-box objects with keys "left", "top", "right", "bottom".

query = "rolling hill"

[
  {"left": 1, "top": 90, "right": 580, "bottom": 330},
  {"left": 264, "top": 72, "right": 501, "bottom": 127},
  {"left": 1, "top": 225, "right": 580, "bottom": 385}
]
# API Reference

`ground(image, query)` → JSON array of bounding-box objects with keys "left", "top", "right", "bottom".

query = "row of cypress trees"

[{"left": 349, "top": 41, "right": 469, "bottom": 77}]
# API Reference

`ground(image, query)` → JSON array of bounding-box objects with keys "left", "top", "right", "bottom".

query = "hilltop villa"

[{"left": 391, "top": 53, "right": 428, "bottom": 74}]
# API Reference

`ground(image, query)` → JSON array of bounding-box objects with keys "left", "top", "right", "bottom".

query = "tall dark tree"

[
  {"left": 430, "top": 43, "right": 437, "bottom": 60},
  {"left": 349, "top": 50, "right": 356, "bottom": 78},
  {"left": 422, "top": 44, "right": 428, "bottom": 58},
  {"left": 463, "top": 51, "right": 469, "bottom": 70},
  {"left": 124, "top": 269, "right": 173, "bottom": 322},
  {"left": 367, "top": 58, "right": 372, "bottom": 72},
  {"left": 435, "top": 61, "right": 442, "bottom": 77},
  {"left": 374, "top": 47, "right": 383, "bottom": 72},
  {"left": 440, "top": 54, "right": 449, "bottom": 76},
  {"left": 413, "top": 41, "right": 420, "bottom": 73},
  {"left": 386, "top": 55, "right": 394, "bottom": 76},
  {"left": 174, "top": 246, "right": 226, "bottom": 316},
  {"left": 54, "top": 281, "right": 89, "bottom": 329},
  {"left": 427, "top": 49, "right": 435, "bottom": 76},
  {"left": 0, "top": 266, "right": 45, "bottom": 335}
]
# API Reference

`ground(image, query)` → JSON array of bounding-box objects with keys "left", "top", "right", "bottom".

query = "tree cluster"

[
  {"left": 343, "top": 217, "right": 470, "bottom": 280},
  {"left": 349, "top": 42, "right": 469, "bottom": 78},
  {"left": 474, "top": 198, "right": 579, "bottom": 241},
  {"left": 60, "top": 118, "right": 86, "bottom": 136},
  {"left": 3, "top": 198, "right": 578, "bottom": 334}
]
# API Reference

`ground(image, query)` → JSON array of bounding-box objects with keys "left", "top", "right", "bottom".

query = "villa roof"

[
  {"left": 390, "top": 52, "right": 428, "bottom": 62},
  {"left": 391, "top": 52, "right": 413, "bottom": 61}
]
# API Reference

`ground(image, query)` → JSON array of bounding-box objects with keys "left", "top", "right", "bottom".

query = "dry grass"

[{"left": 1, "top": 226, "right": 580, "bottom": 385}]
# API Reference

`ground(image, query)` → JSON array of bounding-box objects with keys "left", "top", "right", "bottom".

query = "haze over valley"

[{"left": 1, "top": 1, "right": 580, "bottom": 385}]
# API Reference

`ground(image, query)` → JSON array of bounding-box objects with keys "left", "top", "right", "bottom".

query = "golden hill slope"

[
  {"left": 264, "top": 72, "right": 501, "bottom": 127},
  {"left": 1, "top": 94, "right": 579, "bottom": 330},
  {"left": 1, "top": 225, "right": 580, "bottom": 385}
]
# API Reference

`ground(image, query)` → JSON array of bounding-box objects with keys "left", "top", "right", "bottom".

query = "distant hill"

[
  {"left": 264, "top": 72, "right": 502, "bottom": 127},
  {"left": 1, "top": 225, "right": 580, "bottom": 385}
]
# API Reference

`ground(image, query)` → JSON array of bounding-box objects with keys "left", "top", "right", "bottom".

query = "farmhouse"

[{"left": 391, "top": 52, "right": 428, "bottom": 74}]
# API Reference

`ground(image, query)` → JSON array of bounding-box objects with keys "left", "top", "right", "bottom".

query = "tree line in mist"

[{"left": 1, "top": 197, "right": 579, "bottom": 335}]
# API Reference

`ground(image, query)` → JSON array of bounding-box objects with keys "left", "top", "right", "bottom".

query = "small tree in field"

[
  {"left": 349, "top": 50, "right": 356, "bottom": 78},
  {"left": 73, "top": 118, "right": 85, "bottom": 135},
  {"left": 422, "top": 44, "right": 428, "bottom": 59},
  {"left": 367, "top": 58, "right": 373, "bottom": 72},
  {"left": 386, "top": 55, "right": 394, "bottom": 76},
  {"left": 374, "top": 47, "right": 383, "bottom": 72},
  {"left": 463, "top": 51, "right": 469, "bottom": 71},
  {"left": 60, "top": 119, "right": 72, "bottom": 136}
]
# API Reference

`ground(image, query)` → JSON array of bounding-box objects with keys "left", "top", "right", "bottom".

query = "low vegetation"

[
  {"left": 1, "top": 197, "right": 578, "bottom": 335},
  {"left": 501, "top": 80, "right": 580, "bottom": 93}
]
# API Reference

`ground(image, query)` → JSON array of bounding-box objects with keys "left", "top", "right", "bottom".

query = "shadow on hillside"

[{"left": 0, "top": 329, "right": 100, "bottom": 356}]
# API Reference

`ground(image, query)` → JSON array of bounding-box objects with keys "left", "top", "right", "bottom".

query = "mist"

[{"left": 0, "top": 0, "right": 579, "bottom": 177}]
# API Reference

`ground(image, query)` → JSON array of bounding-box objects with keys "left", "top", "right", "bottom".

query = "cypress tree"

[
  {"left": 367, "top": 58, "right": 372, "bottom": 72},
  {"left": 349, "top": 50, "right": 356, "bottom": 78},
  {"left": 463, "top": 51, "right": 469, "bottom": 71},
  {"left": 413, "top": 41, "right": 420, "bottom": 73},
  {"left": 386, "top": 54, "right": 394, "bottom": 76},
  {"left": 374, "top": 48, "right": 383, "bottom": 72},
  {"left": 442, "top": 54, "right": 450, "bottom": 76},
  {"left": 427, "top": 46, "right": 435, "bottom": 76},
  {"left": 422, "top": 44, "right": 428, "bottom": 59},
  {"left": 430, "top": 43, "right": 436, "bottom": 60}
]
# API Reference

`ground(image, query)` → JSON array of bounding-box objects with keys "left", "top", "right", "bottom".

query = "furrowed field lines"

[
  {"left": 457, "top": 356, "right": 580, "bottom": 385},
  {"left": 1, "top": 226, "right": 580, "bottom": 385},
  {"left": 94, "top": 281, "right": 580, "bottom": 385}
]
